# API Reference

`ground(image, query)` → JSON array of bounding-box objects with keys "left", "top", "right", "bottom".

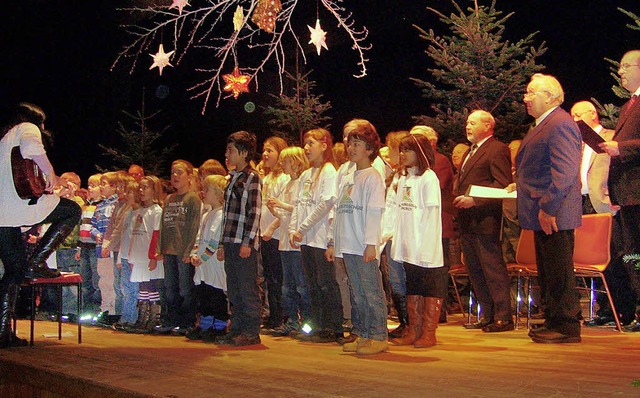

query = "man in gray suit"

[
  {"left": 570, "top": 100, "right": 616, "bottom": 215},
  {"left": 517, "top": 73, "right": 582, "bottom": 343},
  {"left": 570, "top": 100, "right": 634, "bottom": 326},
  {"left": 600, "top": 50, "right": 640, "bottom": 332}
]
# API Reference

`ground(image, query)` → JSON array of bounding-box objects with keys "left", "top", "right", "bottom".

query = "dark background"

[{"left": 2, "top": 0, "right": 639, "bottom": 181}]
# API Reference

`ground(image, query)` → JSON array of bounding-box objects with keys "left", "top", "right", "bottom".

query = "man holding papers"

[
  {"left": 599, "top": 50, "right": 640, "bottom": 332},
  {"left": 453, "top": 110, "right": 514, "bottom": 332}
]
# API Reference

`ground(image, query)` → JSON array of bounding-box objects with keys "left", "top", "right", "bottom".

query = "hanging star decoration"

[
  {"left": 233, "top": 6, "right": 244, "bottom": 32},
  {"left": 149, "top": 44, "right": 174, "bottom": 76},
  {"left": 169, "top": 0, "right": 189, "bottom": 15},
  {"left": 308, "top": 19, "right": 328, "bottom": 56},
  {"left": 223, "top": 66, "right": 250, "bottom": 98},
  {"left": 251, "top": 0, "right": 282, "bottom": 33}
]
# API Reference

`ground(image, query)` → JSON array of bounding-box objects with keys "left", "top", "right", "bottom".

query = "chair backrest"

[
  {"left": 514, "top": 213, "right": 612, "bottom": 268},
  {"left": 573, "top": 213, "right": 612, "bottom": 267},
  {"left": 515, "top": 229, "right": 536, "bottom": 266}
]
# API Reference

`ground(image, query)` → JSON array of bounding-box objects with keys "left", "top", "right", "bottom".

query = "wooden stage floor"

[{"left": 0, "top": 318, "right": 639, "bottom": 397}]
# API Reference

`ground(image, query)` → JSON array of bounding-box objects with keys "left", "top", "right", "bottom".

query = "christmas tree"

[
  {"left": 263, "top": 68, "right": 332, "bottom": 145},
  {"left": 97, "top": 97, "right": 176, "bottom": 176},
  {"left": 412, "top": 0, "right": 546, "bottom": 147}
]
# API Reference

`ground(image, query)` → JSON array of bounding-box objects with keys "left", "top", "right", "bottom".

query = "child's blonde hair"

[
  {"left": 125, "top": 180, "right": 141, "bottom": 202},
  {"left": 279, "top": 146, "right": 309, "bottom": 177},
  {"left": 263, "top": 136, "right": 288, "bottom": 176},
  {"left": 140, "top": 175, "right": 164, "bottom": 206},
  {"left": 171, "top": 159, "right": 194, "bottom": 175},
  {"left": 88, "top": 173, "right": 102, "bottom": 187},
  {"left": 203, "top": 175, "right": 228, "bottom": 193},
  {"left": 101, "top": 171, "right": 120, "bottom": 186}
]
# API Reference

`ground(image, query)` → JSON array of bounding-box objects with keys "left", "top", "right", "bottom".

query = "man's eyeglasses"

[{"left": 619, "top": 63, "right": 640, "bottom": 72}]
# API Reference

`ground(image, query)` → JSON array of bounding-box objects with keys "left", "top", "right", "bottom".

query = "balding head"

[{"left": 570, "top": 101, "right": 600, "bottom": 129}]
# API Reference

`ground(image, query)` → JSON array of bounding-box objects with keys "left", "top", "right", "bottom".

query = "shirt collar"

[{"left": 535, "top": 106, "right": 559, "bottom": 126}]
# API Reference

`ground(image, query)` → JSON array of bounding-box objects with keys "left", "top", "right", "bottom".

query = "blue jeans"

[
  {"left": 280, "top": 250, "right": 311, "bottom": 324},
  {"left": 224, "top": 243, "right": 261, "bottom": 337},
  {"left": 163, "top": 254, "right": 195, "bottom": 327},
  {"left": 385, "top": 241, "right": 406, "bottom": 296},
  {"left": 56, "top": 248, "right": 80, "bottom": 314},
  {"left": 343, "top": 253, "right": 388, "bottom": 341},
  {"left": 119, "top": 259, "right": 139, "bottom": 324},
  {"left": 78, "top": 244, "right": 100, "bottom": 313},
  {"left": 112, "top": 252, "right": 124, "bottom": 316}
]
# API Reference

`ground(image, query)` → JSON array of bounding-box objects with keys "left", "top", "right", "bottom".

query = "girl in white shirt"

[
  {"left": 267, "top": 146, "right": 311, "bottom": 336},
  {"left": 260, "top": 136, "right": 290, "bottom": 330},
  {"left": 289, "top": 128, "right": 343, "bottom": 342},
  {"left": 390, "top": 133, "right": 445, "bottom": 349}
]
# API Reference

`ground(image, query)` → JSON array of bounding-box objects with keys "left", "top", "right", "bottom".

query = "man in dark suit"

[
  {"left": 570, "top": 100, "right": 636, "bottom": 327},
  {"left": 600, "top": 50, "right": 640, "bottom": 332},
  {"left": 453, "top": 110, "right": 514, "bottom": 332},
  {"left": 518, "top": 73, "right": 582, "bottom": 343}
]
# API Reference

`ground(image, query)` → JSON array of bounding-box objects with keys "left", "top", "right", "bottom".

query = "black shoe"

[
  {"left": 336, "top": 333, "right": 358, "bottom": 345},
  {"left": 482, "top": 320, "right": 515, "bottom": 333},
  {"left": 622, "top": 319, "right": 640, "bottom": 333},
  {"left": 311, "top": 330, "right": 340, "bottom": 343},
  {"left": 530, "top": 330, "right": 581, "bottom": 344},
  {"left": 584, "top": 315, "right": 615, "bottom": 327},
  {"left": 527, "top": 324, "right": 547, "bottom": 337},
  {"left": 214, "top": 333, "right": 239, "bottom": 345},
  {"left": 233, "top": 334, "right": 261, "bottom": 346},
  {"left": 463, "top": 319, "right": 492, "bottom": 329}
]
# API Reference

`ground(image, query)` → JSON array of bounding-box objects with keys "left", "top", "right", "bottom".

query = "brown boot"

[
  {"left": 414, "top": 297, "right": 443, "bottom": 348},
  {"left": 388, "top": 294, "right": 408, "bottom": 339},
  {"left": 390, "top": 295, "right": 422, "bottom": 345}
]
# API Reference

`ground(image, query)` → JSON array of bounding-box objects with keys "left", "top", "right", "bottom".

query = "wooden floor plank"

[{"left": 0, "top": 319, "right": 638, "bottom": 397}]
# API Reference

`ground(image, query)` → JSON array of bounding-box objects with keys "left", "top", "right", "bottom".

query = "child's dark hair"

[
  {"left": 344, "top": 119, "right": 381, "bottom": 162},
  {"left": 399, "top": 134, "right": 435, "bottom": 176},
  {"left": 227, "top": 130, "right": 257, "bottom": 163}
]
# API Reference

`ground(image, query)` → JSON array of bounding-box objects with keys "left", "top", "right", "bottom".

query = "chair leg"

[
  {"left": 449, "top": 273, "right": 465, "bottom": 319},
  {"left": 514, "top": 272, "right": 521, "bottom": 330},
  {"left": 526, "top": 276, "right": 532, "bottom": 330},
  {"left": 599, "top": 274, "right": 622, "bottom": 332},
  {"left": 77, "top": 282, "right": 82, "bottom": 344}
]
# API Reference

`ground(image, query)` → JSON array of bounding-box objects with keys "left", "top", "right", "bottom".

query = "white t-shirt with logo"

[{"left": 390, "top": 168, "right": 443, "bottom": 268}]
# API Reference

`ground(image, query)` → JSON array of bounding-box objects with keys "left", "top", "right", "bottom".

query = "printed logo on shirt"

[
  {"left": 400, "top": 185, "right": 417, "bottom": 211},
  {"left": 299, "top": 178, "right": 316, "bottom": 208},
  {"left": 337, "top": 183, "right": 361, "bottom": 214}
]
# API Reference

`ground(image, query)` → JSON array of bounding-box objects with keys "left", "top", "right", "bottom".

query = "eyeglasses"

[
  {"left": 571, "top": 109, "right": 595, "bottom": 119},
  {"left": 523, "top": 91, "right": 548, "bottom": 100},
  {"left": 619, "top": 63, "right": 640, "bottom": 72}
]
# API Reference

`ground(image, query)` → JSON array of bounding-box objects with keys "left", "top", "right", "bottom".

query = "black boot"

[
  {"left": 27, "top": 225, "right": 74, "bottom": 279},
  {"left": 0, "top": 285, "right": 27, "bottom": 348},
  {"left": 388, "top": 294, "right": 409, "bottom": 339}
]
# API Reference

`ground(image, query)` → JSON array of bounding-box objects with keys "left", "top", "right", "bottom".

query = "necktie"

[{"left": 461, "top": 144, "right": 477, "bottom": 173}]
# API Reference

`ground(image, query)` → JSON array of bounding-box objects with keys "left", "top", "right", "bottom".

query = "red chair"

[{"left": 15, "top": 272, "right": 83, "bottom": 346}]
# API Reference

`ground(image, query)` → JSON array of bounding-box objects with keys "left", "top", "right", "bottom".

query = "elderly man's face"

[
  {"left": 619, "top": 52, "right": 640, "bottom": 93},
  {"left": 523, "top": 81, "right": 552, "bottom": 119}
]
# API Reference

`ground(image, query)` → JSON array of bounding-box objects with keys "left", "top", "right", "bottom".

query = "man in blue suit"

[{"left": 517, "top": 73, "right": 582, "bottom": 343}]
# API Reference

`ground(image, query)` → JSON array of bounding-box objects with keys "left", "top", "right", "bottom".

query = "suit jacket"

[
  {"left": 516, "top": 107, "right": 582, "bottom": 231},
  {"left": 433, "top": 151, "right": 456, "bottom": 239},
  {"left": 586, "top": 128, "right": 616, "bottom": 214},
  {"left": 454, "top": 136, "right": 512, "bottom": 235},
  {"left": 609, "top": 98, "right": 640, "bottom": 206}
]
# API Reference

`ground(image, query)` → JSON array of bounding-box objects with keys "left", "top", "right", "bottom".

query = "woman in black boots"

[{"left": 0, "top": 103, "right": 81, "bottom": 347}]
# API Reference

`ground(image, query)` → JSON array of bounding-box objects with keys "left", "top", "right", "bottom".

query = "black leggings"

[{"left": 403, "top": 262, "right": 447, "bottom": 298}]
